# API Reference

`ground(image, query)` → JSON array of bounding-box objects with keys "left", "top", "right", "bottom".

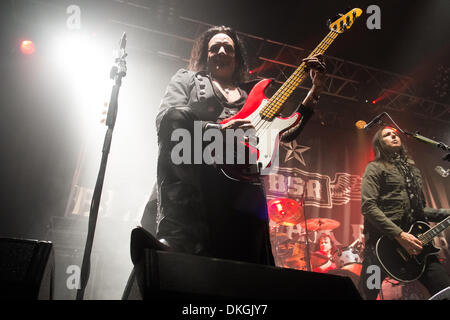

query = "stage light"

[
  {"left": 52, "top": 32, "right": 111, "bottom": 130},
  {"left": 355, "top": 120, "right": 366, "bottom": 129},
  {"left": 20, "top": 40, "right": 35, "bottom": 55},
  {"left": 372, "top": 100, "right": 376, "bottom": 104}
]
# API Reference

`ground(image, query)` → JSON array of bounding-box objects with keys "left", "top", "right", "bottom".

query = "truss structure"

[
  {"left": 109, "top": 13, "right": 450, "bottom": 126},
  {"left": 15, "top": 0, "right": 448, "bottom": 124}
]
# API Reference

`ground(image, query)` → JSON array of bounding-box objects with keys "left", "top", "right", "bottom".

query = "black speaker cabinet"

[
  {"left": 123, "top": 227, "right": 362, "bottom": 300},
  {"left": 0, "top": 238, "right": 54, "bottom": 300}
]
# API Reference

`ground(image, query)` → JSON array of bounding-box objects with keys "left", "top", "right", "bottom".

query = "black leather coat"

[{"left": 145, "top": 69, "right": 313, "bottom": 265}]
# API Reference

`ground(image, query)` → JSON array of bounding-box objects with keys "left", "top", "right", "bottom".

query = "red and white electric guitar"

[{"left": 219, "top": 8, "right": 362, "bottom": 181}]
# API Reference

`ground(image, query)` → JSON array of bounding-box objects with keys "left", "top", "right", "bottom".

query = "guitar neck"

[
  {"left": 419, "top": 216, "right": 450, "bottom": 245},
  {"left": 261, "top": 30, "right": 339, "bottom": 119}
]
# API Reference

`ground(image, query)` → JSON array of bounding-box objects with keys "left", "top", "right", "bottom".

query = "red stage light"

[
  {"left": 20, "top": 40, "right": 35, "bottom": 55},
  {"left": 267, "top": 198, "right": 304, "bottom": 226},
  {"left": 372, "top": 100, "right": 376, "bottom": 104}
]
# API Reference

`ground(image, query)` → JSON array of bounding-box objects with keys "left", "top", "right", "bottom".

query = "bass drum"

[{"left": 327, "top": 263, "right": 362, "bottom": 289}]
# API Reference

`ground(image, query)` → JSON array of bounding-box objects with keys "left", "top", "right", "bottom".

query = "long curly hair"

[{"left": 188, "top": 25, "right": 249, "bottom": 84}]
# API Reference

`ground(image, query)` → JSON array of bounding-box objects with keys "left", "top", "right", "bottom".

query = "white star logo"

[{"left": 282, "top": 141, "right": 310, "bottom": 166}]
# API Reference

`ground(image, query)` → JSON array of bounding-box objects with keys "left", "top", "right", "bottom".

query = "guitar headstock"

[{"left": 328, "top": 8, "right": 363, "bottom": 33}]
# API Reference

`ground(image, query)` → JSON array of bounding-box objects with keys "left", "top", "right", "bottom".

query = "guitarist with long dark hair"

[
  {"left": 152, "top": 25, "right": 325, "bottom": 265},
  {"left": 358, "top": 126, "right": 450, "bottom": 300}
]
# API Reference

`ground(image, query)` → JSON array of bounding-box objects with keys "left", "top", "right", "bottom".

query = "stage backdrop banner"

[{"left": 264, "top": 121, "right": 450, "bottom": 282}]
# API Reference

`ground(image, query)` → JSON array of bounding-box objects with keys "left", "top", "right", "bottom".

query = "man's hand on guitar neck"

[
  {"left": 395, "top": 231, "right": 423, "bottom": 256},
  {"left": 302, "top": 54, "right": 326, "bottom": 107}
]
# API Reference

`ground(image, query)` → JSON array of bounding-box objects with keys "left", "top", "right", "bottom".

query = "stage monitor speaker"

[
  {"left": 0, "top": 238, "right": 54, "bottom": 300},
  {"left": 122, "top": 227, "right": 362, "bottom": 300}
]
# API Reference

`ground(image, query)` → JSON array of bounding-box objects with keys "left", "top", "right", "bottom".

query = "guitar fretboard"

[
  {"left": 260, "top": 30, "right": 339, "bottom": 120},
  {"left": 419, "top": 216, "right": 450, "bottom": 245}
]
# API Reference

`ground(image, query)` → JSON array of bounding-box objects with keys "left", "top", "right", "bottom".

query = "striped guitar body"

[
  {"left": 376, "top": 216, "right": 450, "bottom": 282},
  {"left": 218, "top": 8, "right": 363, "bottom": 181}
]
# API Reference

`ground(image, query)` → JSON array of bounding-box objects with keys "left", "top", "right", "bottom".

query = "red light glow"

[
  {"left": 267, "top": 198, "right": 304, "bottom": 226},
  {"left": 20, "top": 40, "right": 35, "bottom": 55}
]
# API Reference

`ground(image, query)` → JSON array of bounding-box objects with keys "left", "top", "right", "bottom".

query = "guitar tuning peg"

[{"left": 327, "top": 13, "right": 343, "bottom": 27}]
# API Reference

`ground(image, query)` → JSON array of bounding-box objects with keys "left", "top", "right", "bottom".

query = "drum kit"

[{"left": 268, "top": 198, "right": 364, "bottom": 286}]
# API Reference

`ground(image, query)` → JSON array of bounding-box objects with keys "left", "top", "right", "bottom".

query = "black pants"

[
  {"left": 156, "top": 106, "right": 275, "bottom": 266},
  {"left": 358, "top": 245, "right": 450, "bottom": 300}
]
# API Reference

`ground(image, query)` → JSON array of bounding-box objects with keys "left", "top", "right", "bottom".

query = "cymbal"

[
  {"left": 284, "top": 252, "right": 306, "bottom": 262},
  {"left": 310, "top": 252, "right": 330, "bottom": 269},
  {"left": 283, "top": 258, "right": 307, "bottom": 270},
  {"left": 268, "top": 198, "right": 304, "bottom": 226},
  {"left": 300, "top": 218, "right": 340, "bottom": 231}
]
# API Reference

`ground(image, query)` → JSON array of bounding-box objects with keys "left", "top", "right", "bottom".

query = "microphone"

[
  {"left": 119, "top": 32, "right": 127, "bottom": 50},
  {"left": 110, "top": 32, "right": 127, "bottom": 79},
  {"left": 363, "top": 112, "right": 386, "bottom": 130}
]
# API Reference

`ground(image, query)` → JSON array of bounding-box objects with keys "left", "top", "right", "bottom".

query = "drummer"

[{"left": 312, "top": 234, "right": 337, "bottom": 273}]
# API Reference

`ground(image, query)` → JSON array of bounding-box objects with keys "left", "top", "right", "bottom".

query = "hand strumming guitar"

[
  {"left": 219, "top": 118, "right": 254, "bottom": 131},
  {"left": 395, "top": 231, "right": 423, "bottom": 256}
]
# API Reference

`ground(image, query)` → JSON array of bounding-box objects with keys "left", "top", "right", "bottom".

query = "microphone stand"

[
  {"left": 379, "top": 113, "right": 450, "bottom": 162},
  {"left": 76, "top": 33, "right": 128, "bottom": 300},
  {"left": 301, "top": 179, "right": 312, "bottom": 271},
  {"left": 402, "top": 131, "right": 450, "bottom": 162}
]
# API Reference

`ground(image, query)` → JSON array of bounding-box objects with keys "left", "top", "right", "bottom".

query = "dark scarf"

[{"left": 391, "top": 153, "right": 425, "bottom": 227}]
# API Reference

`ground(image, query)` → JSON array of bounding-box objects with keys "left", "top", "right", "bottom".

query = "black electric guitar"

[{"left": 376, "top": 216, "right": 450, "bottom": 282}]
